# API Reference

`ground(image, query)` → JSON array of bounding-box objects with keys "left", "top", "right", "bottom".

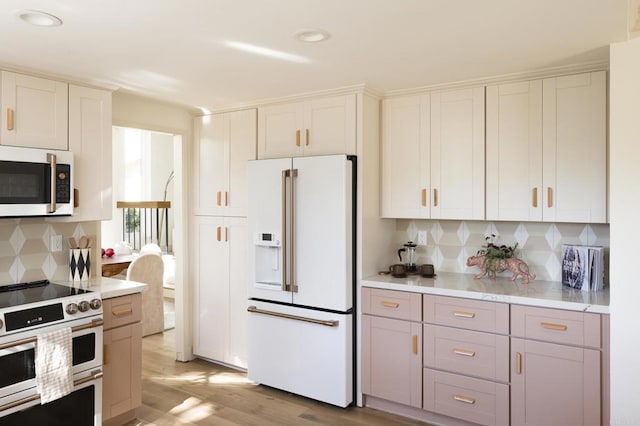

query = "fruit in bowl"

[{"left": 105, "top": 248, "right": 115, "bottom": 258}]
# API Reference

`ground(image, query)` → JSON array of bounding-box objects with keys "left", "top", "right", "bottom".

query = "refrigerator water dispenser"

[{"left": 254, "top": 232, "right": 281, "bottom": 287}]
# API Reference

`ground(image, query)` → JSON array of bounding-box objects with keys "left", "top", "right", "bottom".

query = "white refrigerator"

[{"left": 247, "top": 154, "right": 355, "bottom": 408}]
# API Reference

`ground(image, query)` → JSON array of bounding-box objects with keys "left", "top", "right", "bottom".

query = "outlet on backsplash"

[
  {"left": 50, "top": 235, "right": 63, "bottom": 252},
  {"left": 417, "top": 230, "right": 427, "bottom": 246}
]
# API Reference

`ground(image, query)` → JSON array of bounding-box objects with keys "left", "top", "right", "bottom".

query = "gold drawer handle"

[
  {"left": 412, "top": 335, "right": 418, "bottom": 355},
  {"left": 453, "top": 311, "right": 475, "bottom": 318},
  {"left": 112, "top": 307, "right": 133, "bottom": 317},
  {"left": 516, "top": 352, "right": 522, "bottom": 374},
  {"left": 217, "top": 191, "right": 221, "bottom": 206},
  {"left": 453, "top": 348, "right": 476, "bottom": 357},
  {"left": 421, "top": 188, "right": 427, "bottom": 206},
  {"left": 547, "top": 187, "right": 553, "bottom": 207},
  {"left": 532, "top": 187, "right": 538, "bottom": 208},
  {"left": 433, "top": 188, "right": 439, "bottom": 207},
  {"left": 381, "top": 301, "right": 400, "bottom": 308},
  {"left": 541, "top": 322, "right": 568, "bottom": 331},
  {"left": 296, "top": 129, "right": 301, "bottom": 147},
  {"left": 454, "top": 395, "right": 476, "bottom": 404}
]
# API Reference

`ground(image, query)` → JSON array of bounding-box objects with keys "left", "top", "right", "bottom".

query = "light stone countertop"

[
  {"left": 361, "top": 272, "right": 610, "bottom": 314},
  {"left": 60, "top": 276, "right": 148, "bottom": 299}
]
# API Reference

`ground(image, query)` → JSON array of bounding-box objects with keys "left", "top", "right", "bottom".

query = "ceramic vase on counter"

[{"left": 69, "top": 248, "right": 91, "bottom": 281}]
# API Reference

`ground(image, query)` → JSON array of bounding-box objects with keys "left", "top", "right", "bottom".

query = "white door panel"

[
  {"left": 248, "top": 157, "right": 293, "bottom": 304},
  {"left": 247, "top": 300, "right": 353, "bottom": 407},
  {"left": 292, "top": 155, "right": 352, "bottom": 311}
]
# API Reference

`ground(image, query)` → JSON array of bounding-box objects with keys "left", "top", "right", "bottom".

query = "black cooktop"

[{"left": 0, "top": 280, "right": 92, "bottom": 309}]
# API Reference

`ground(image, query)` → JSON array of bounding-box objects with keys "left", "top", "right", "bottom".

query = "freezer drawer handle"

[{"left": 247, "top": 306, "right": 339, "bottom": 327}]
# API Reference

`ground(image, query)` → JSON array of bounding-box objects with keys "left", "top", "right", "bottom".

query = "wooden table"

[{"left": 101, "top": 254, "right": 138, "bottom": 277}]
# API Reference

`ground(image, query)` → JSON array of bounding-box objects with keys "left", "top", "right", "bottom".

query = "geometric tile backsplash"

[
  {"left": 0, "top": 219, "right": 97, "bottom": 286},
  {"left": 395, "top": 219, "right": 610, "bottom": 283}
]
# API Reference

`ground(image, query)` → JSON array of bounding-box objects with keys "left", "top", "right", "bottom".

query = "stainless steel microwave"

[{"left": 0, "top": 146, "right": 73, "bottom": 217}]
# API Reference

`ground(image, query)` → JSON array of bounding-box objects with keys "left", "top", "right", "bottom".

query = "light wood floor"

[{"left": 126, "top": 329, "right": 429, "bottom": 425}]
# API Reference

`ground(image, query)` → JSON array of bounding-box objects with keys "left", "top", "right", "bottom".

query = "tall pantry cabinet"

[{"left": 192, "top": 109, "right": 256, "bottom": 369}]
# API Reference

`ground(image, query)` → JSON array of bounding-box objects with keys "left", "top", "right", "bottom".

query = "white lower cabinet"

[{"left": 193, "top": 216, "right": 248, "bottom": 369}]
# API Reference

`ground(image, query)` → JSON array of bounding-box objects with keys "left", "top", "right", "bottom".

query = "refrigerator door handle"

[
  {"left": 281, "top": 169, "right": 289, "bottom": 292},
  {"left": 290, "top": 168, "right": 298, "bottom": 293},
  {"left": 247, "top": 305, "right": 339, "bottom": 327}
]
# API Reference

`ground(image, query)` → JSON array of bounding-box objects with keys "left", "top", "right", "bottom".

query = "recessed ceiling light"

[
  {"left": 17, "top": 10, "right": 63, "bottom": 27},
  {"left": 295, "top": 29, "right": 330, "bottom": 43}
]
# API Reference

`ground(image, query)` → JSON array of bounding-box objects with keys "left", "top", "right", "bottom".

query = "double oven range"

[{"left": 0, "top": 280, "right": 103, "bottom": 425}]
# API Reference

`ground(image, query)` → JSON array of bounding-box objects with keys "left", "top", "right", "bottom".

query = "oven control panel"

[{"left": 0, "top": 296, "right": 102, "bottom": 337}]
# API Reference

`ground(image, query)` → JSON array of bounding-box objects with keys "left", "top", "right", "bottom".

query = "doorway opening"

[{"left": 101, "top": 126, "right": 183, "bottom": 349}]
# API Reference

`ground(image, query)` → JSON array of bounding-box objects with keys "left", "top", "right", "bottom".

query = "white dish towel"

[{"left": 36, "top": 327, "right": 73, "bottom": 404}]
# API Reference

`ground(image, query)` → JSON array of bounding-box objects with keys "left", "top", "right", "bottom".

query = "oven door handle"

[
  {"left": 0, "top": 370, "right": 103, "bottom": 413},
  {"left": 0, "top": 318, "right": 104, "bottom": 350}
]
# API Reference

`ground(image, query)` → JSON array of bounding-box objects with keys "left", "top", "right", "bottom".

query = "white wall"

[
  {"left": 609, "top": 37, "right": 640, "bottom": 425},
  {"left": 112, "top": 91, "right": 194, "bottom": 362}
]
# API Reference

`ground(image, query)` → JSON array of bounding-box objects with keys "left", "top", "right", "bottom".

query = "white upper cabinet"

[
  {"left": 257, "top": 94, "right": 356, "bottom": 159},
  {"left": 382, "top": 87, "right": 485, "bottom": 220},
  {"left": 1, "top": 71, "right": 68, "bottom": 150},
  {"left": 542, "top": 71, "right": 607, "bottom": 223},
  {"left": 430, "top": 87, "right": 485, "bottom": 220},
  {"left": 487, "top": 71, "right": 607, "bottom": 223},
  {"left": 194, "top": 108, "right": 257, "bottom": 217},
  {"left": 68, "top": 85, "right": 113, "bottom": 221},
  {"left": 381, "top": 95, "right": 430, "bottom": 218},
  {"left": 486, "top": 80, "right": 543, "bottom": 221}
]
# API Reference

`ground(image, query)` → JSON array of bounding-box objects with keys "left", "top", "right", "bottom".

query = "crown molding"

[{"left": 385, "top": 60, "right": 609, "bottom": 97}]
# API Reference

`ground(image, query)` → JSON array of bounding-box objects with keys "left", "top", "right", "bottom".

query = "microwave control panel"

[{"left": 55, "top": 164, "right": 71, "bottom": 203}]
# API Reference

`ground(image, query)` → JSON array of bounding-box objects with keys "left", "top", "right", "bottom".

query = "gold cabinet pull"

[
  {"left": 532, "top": 187, "right": 538, "bottom": 208},
  {"left": 421, "top": 189, "right": 427, "bottom": 206},
  {"left": 217, "top": 191, "right": 221, "bottom": 206},
  {"left": 112, "top": 307, "right": 133, "bottom": 317},
  {"left": 433, "top": 188, "right": 438, "bottom": 207},
  {"left": 224, "top": 226, "right": 228, "bottom": 242},
  {"left": 305, "top": 128, "right": 309, "bottom": 146},
  {"left": 6, "top": 108, "right": 14, "bottom": 131},
  {"left": 515, "top": 352, "right": 522, "bottom": 374},
  {"left": 547, "top": 187, "right": 553, "bottom": 207},
  {"left": 296, "top": 129, "right": 301, "bottom": 147},
  {"left": 454, "top": 395, "right": 476, "bottom": 404},
  {"left": 216, "top": 226, "right": 221, "bottom": 242},
  {"left": 541, "top": 322, "right": 568, "bottom": 331},
  {"left": 225, "top": 191, "right": 229, "bottom": 206},
  {"left": 453, "top": 348, "right": 476, "bottom": 357},
  {"left": 381, "top": 301, "right": 399, "bottom": 308},
  {"left": 453, "top": 311, "right": 475, "bottom": 318},
  {"left": 412, "top": 335, "right": 418, "bottom": 355}
]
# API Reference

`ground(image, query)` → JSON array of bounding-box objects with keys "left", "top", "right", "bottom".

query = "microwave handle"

[{"left": 47, "top": 153, "right": 57, "bottom": 213}]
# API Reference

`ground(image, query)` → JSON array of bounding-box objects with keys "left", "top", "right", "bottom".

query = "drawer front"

[
  {"left": 424, "top": 325, "right": 509, "bottom": 382},
  {"left": 424, "top": 295, "right": 509, "bottom": 334},
  {"left": 103, "top": 293, "right": 142, "bottom": 330},
  {"left": 362, "top": 287, "right": 421, "bottom": 321},
  {"left": 424, "top": 368, "right": 509, "bottom": 426},
  {"left": 511, "top": 305, "right": 601, "bottom": 348}
]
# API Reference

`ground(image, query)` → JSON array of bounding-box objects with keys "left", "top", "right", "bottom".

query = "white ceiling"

[{"left": 0, "top": 0, "right": 630, "bottom": 112}]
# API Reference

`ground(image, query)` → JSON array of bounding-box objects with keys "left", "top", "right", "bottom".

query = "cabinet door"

[
  {"left": 381, "top": 95, "right": 430, "bottom": 218},
  {"left": 68, "top": 85, "right": 112, "bottom": 221},
  {"left": 511, "top": 338, "right": 601, "bottom": 426},
  {"left": 486, "top": 81, "right": 543, "bottom": 221},
  {"left": 102, "top": 322, "right": 142, "bottom": 421},
  {"left": 226, "top": 217, "right": 248, "bottom": 368},
  {"left": 193, "top": 216, "right": 229, "bottom": 362},
  {"left": 303, "top": 94, "right": 356, "bottom": 156},
  {"left": 361, "top": 315, "right": 422, "bottom": 408},
  {"left": 430, "top": 87, "right": 485, "bottom": 220},
  {"left": 226, "top": 109, "right": 256, "bottom": 217},
  {"left": 257, "top": 101, "right": 304, "bottom": 159},
  {"left": 1, "top": 71, "right": 68, "bottom": 150},
  {"left": 542, "top": 71, "right": 607, "bottom": 223},
  {"left": 194, "top": 114, "right": 227, "bottom": 215}
]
